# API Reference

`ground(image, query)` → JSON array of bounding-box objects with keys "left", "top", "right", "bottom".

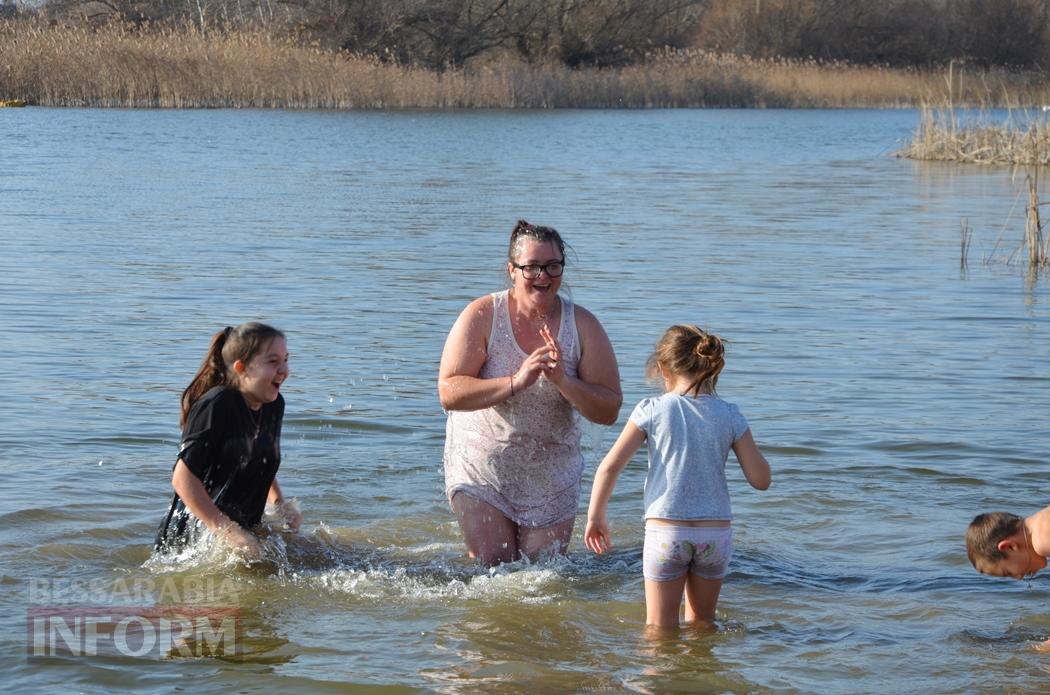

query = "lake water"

[{"left": 2, "top": 107, "right": 1049, "bottom": 694}]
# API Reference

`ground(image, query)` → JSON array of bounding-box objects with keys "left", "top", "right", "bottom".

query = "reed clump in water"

[
  {"left": 958, "top": 174, "right": 1050, "bottom": 271},
  {"left": 898, "top": 104, "right": 1050, "bottom": 165},
  {"left": 898, "top": 85, "right": 1050, "bottom": 270},
  {"left": 1024, "top": 175, "right": 1050, "bottom": 267},
  {"left": 6, "top": 19, "right": 1050, "bottom": 109}
]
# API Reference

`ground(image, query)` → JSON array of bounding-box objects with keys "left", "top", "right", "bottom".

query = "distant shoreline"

[{"left": 5, "top": 21, "right": 1050, "bottom": 110}]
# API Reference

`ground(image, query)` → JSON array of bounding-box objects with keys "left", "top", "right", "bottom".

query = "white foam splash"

[{"left": 305, "top": 563, "right": 567, "bottom": 604}]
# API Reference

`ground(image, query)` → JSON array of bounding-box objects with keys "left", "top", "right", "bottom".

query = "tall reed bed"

[{"left": 7, "top": 20, "right": 1050, "bottom": 109}]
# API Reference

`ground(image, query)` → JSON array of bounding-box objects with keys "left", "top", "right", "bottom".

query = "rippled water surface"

[{"left": 2, "top": 108, "right": 1049, "bottom": 693}]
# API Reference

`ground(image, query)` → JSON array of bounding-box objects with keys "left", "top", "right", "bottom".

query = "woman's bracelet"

[{"left": 509, "top": 374, "right": 515, "bottom": 397}]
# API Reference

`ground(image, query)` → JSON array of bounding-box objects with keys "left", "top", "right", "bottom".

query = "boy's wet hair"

[
  {"left": 966, "top": 512, "right": 1024, "bottom": 567},
  {"left": 646, "top": 325, "right": 726, "bottom": 397}
]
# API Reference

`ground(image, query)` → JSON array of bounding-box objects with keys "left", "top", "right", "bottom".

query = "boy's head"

[{"left": 966, "top": 512, "right": 1029, "bottom": 578}]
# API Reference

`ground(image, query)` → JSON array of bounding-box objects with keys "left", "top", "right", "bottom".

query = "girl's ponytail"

[{"left": 180, "top": 327, "right": 232, "bottom": 427}]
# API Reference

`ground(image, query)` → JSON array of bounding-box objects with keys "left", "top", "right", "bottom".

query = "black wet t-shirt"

[{"left": 154, "top": 386, "right": 284, "bottom": 551}]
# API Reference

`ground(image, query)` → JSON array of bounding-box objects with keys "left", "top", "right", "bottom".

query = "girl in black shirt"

[{"left": 155, "top": 322, "right": 298, "bottom": 559}]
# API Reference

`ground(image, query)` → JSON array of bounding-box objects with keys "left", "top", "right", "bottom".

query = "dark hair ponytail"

[{"left": 180, "top": 322, "right": 284, "bottom": 427}]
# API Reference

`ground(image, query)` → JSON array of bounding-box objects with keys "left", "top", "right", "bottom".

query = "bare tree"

[
  {"left": 31, "top": 0, "right": 1050, "bottom": 69},
  {"left": 951, "top": 0, "right": 1048, "bottom": 67},
  {"left": 551, "top": 0, "right": 708, "bottom": 67},
  {"left": 696, "top": 0, "right": 966, "bottom": 66}
]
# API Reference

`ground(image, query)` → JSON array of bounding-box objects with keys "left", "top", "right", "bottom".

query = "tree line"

[{"left": 14, "top": 0, "right": 1050, "bottom": 70}]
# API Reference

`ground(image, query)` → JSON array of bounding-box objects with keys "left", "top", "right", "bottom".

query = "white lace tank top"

[{"left": 443, "top": 290, "right": 583, "bottom": 527}]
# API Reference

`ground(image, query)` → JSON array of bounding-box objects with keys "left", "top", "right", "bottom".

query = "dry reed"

[
  {"left": 1025, "top": 175, "right": 1050, "bottom": 267},
  {"left": 960, "top": 218, "right": 973, "bottom": 269},
  {"left": 6, "top": 20, "right": 1050, "bottom": 109},
  {"left": 898, "top": 104, "right": 1050, "bottom": 165},
  {"left": 953, "top": 172, "right": 1050, "bottom": 271}
]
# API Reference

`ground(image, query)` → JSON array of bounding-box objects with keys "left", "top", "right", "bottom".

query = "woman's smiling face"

[{"left": 508, "top": 238, "right": 564, "bottom": 304}]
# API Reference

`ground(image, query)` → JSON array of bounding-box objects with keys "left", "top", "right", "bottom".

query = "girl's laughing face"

[{"left": 237, "top": 336, "right": 289, "bottom": 409}]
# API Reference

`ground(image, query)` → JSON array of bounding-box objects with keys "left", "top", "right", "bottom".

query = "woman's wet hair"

[
  {"left": 180, "top": 322, "right": 284, "bottom": 426},
  {"left": 645, "top": 325, "right": 726, "bottom": 397},
  {"left": 966, "top": 512, "right": 1024, "bottom": 566},
  {"left": 508, "top": 219, "right": 567, "bottom": 261}
]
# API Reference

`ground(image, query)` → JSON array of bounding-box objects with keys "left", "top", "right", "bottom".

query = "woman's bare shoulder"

[
  {"left": 457, "top": 294, "right": 496, "bottom": 327},
  {"left": 571, "top": 303, "right": 609, "bottom": 339}
]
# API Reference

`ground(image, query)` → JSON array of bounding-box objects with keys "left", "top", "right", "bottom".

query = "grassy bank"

[{"left": 5, "top": 20, "right": 1050, "bottom": 109}]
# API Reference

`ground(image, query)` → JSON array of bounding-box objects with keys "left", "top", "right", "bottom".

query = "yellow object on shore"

[{"left": 0, "top": 99, "right": 27, "bottom": 107}]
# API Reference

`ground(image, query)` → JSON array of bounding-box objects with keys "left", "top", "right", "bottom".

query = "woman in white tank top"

[{"left": 439, "top": 220, "right": 623, "bottom": 566}]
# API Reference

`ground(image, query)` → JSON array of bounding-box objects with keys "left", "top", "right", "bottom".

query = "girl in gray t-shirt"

[{"left": 585, "top": 324, "right": 771, "bottom": 630}]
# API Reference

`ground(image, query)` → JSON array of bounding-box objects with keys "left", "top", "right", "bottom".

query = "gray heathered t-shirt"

[{"left": 629, "top": 392, "right": 749, "bottom": 521}]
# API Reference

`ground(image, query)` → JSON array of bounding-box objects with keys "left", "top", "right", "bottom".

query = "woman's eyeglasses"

[{"left": 512, "top": 261, "right": 565, "bottom": 279}]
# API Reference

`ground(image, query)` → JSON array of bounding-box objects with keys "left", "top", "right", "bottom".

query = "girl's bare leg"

[
  {"left": 450, "top": 492, "right": 518, "bottom": 566},
  {"left": 644, "top": 576, "right": 689, "bottom": 628},
  {"left": 683, "top": 575, "right": 723, "bottom": 628}
]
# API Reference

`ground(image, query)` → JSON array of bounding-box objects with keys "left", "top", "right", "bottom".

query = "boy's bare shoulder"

[{"left": 1028, "top": 506, "right": 1050, "bottom": 556}]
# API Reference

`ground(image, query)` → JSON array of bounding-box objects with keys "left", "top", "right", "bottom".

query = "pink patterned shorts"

[{"left": 642, "top": 525, "right": 733, "bottom": 581}]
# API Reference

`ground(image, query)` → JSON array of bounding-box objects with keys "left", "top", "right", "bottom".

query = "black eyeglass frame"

[{"left": 511, "top": 260, "right": 565, "bottom": 279}]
